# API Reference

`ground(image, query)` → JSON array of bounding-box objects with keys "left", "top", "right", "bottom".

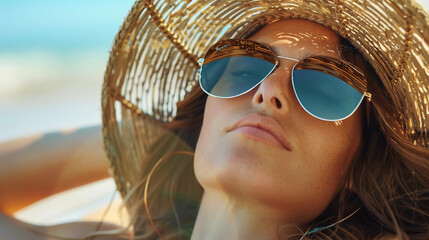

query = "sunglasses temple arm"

[
  {"left": 198, "top": 58, "right": 204, "bottom": 67},
  {"left": 365, "top": 92, "right": 372, "bottom": 128}
]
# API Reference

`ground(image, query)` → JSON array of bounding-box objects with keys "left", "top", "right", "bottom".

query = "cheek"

[
  {"left": 194, "top": 96, "right": 274, "bottom": 191},
  {"left": 287, "top": 122, "right": 362, "bottom": 222},
  {"left": 301, "top": 116, "right": 362, "bottom": 187},
  {"left": 194, "top": 97, "right": 228, "bottom": 188}
]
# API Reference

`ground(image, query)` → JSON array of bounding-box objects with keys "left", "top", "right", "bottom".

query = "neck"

[{"left": 191, "top": 190, "right": 296, "bottom": 240}]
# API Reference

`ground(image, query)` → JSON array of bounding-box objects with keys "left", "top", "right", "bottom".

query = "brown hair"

[
  {"left": 284, "top": 37, "right": 429, "bottom": 239},
  {"left": 120, "top": 36, "right": 429, "bottom": 240}
]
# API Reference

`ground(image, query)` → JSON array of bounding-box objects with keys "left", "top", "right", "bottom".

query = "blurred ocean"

[{"left": 0, "top": 0, "right": 134, "bottom": 142}]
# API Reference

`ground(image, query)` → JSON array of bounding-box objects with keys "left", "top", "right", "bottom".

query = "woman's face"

[{"left": 194, "top": 19, "right": 362, "bottom": 225}]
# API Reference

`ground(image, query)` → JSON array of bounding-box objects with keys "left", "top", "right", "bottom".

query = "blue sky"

[{"left": 0, "top": 0, "right": 134, "bottom": 52}]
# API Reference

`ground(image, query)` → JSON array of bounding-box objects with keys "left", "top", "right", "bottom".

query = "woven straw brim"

[{"left": 102, "top": 0, "right": 429, "bottom": 198}]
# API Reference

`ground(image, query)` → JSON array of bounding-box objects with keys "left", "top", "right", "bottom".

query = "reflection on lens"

[
  {"left": 200, "top": 56, "right": 275, "bottom": 97},
  {"left": 292, "top": 69, "right": 363, "bottom": 121}
]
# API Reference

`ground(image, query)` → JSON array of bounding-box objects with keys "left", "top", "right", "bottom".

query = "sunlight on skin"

[{"left": 335, "top": 121, "right": 344, "bottom": 126}]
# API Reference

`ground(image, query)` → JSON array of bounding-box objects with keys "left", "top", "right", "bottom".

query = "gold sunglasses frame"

[{"left": 199, "top": 39, "right": 372, "bottom": 121}]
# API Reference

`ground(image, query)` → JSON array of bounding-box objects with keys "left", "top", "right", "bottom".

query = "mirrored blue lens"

[
  {"left": 292, "top": 69, "right": 364, "bottom": 121},
  {"left": 200, "top": 56, "right": 275, "bottom": 97}
]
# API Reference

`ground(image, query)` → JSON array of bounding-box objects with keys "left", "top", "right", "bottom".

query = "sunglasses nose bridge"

[
  {"left": 259, "top": 56, "right": 301, "bottom": 96},
  {"left": 267, "top": 58, "right": 297, "bottom": 83}
]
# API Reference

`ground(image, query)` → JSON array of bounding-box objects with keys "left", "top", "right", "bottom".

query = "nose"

[{"left": 251, "top": 67, "right": 291, "bottom": 114}]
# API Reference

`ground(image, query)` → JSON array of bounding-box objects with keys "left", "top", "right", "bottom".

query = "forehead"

[{"left": 248, "top": 19, "right": 340, "bottom": 59}]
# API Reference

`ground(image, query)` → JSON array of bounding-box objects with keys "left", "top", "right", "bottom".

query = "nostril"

[
  {"left": 254, "top": 93, "right": 282, "bottom": 109},
  {"left": 272, "top": 97, "right": 282, "bottom": 109}
]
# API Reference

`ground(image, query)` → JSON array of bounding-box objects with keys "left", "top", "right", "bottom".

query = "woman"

[
  {"left": 1, "top": 0, "right": 429, "bottom": 239},
  {"left": 102, "top": 0, "right": 429, "bottom": 239},
  {"left": 193, "top": 19, "right": 365, "bottom": 239}
]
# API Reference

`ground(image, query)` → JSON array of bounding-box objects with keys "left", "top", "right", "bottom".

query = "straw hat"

[{"left": 101, "top": 0, "right": 429, "bottom": 200}]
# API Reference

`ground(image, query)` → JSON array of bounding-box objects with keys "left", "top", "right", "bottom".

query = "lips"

[{"left": 227, "top": 113, "right": 292, "bottom": 151}]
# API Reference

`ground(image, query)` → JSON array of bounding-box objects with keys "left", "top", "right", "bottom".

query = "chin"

[{"left": 194, "top": 132, "right": 289, "bottom": 195}]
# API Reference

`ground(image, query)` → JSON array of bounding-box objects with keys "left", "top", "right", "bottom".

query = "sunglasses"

[{"left": 198, "top": 39, "right": 372, "bottom": 121}]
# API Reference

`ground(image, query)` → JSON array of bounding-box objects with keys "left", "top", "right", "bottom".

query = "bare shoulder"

[{"left": 0, "top": 212, "right": 132, "bottom": 240}]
